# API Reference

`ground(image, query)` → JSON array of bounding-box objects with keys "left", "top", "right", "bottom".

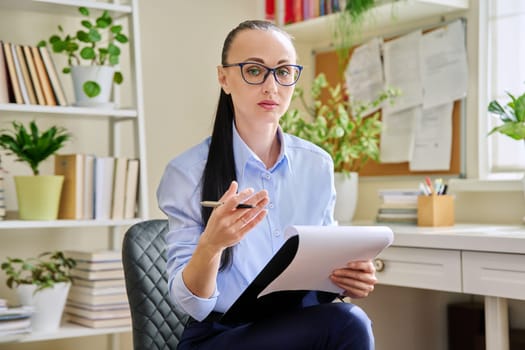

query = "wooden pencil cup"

[{"left": 417, "top": 194, "right": 455, "bottom": 227}]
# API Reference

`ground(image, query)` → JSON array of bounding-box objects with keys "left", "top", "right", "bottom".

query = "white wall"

[{"left": 140, "top": 0, "right": 265, "bottom": 219}]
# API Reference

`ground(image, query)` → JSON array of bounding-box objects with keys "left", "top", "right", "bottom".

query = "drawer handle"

[{"left": 374, "top": 258, "right": 385, "bottom": 272}]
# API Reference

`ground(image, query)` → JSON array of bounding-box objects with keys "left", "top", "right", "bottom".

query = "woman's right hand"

[{"left": 199, "top": 181, "right": 269, "bottom": 252}]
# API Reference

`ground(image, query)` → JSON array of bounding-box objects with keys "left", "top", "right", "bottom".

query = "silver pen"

[{"left": 200, "top": 201, "right": 254, "bottom": 209}]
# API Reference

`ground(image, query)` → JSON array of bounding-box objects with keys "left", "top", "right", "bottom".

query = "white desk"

[{"left": 373, "top": 224, "right": 525, "bottom": 350}]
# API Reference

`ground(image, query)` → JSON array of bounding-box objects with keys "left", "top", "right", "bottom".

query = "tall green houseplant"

[{"left": 280, "top": 73, "right": 398, "bottom": 174}]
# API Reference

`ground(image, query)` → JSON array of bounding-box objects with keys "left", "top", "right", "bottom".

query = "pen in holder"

[{"left": 417, "top": 194, "right": 455, "bottom": 227}]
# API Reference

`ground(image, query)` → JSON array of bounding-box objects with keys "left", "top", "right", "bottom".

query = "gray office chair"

[{"left": 122, "top": 219, "right": 189, "bottom": 350}]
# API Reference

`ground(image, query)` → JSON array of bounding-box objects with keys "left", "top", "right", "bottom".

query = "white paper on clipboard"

[{"left": 259, "top": 225, "right": 394, "bottom": 297}]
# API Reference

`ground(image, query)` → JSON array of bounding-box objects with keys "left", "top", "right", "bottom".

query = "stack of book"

[
  {"left": 0, "top": 300, "right": 33, "bottom": 337},
  {"left": 54, "top": 154, "right": 140, "bottom": 221},
  {"left": 0, "top": 40, "right": 67, "bottom": 106},
  {"left": 65, "top": 250, "right": 131, "bottom": 328},
  {"left": 376, "top": 189, "right": 420, "bottom": 224}
]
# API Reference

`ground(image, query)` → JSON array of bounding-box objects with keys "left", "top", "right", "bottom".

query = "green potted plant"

[
  {"left": 488, "top": 89, "right": 525, "bottom": 222},
  {"left": 488, "top": 90, "right": 525, "bottom": 141},
  {"left": 280, "top": 73, "right": 397, "bottom": 222},
  {"left": 38, "top": 6, "right": 129, "bottom": 107},
  {"left": 0, "top": 120, "right": 71, "bottom": 220},
  {"left": 1, "top": 251, "right": 76, "bottom": 332}
]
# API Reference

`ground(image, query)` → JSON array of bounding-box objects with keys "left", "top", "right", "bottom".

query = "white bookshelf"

[{"left": 0, "top": 0, "right": 147, "bottom": 347}]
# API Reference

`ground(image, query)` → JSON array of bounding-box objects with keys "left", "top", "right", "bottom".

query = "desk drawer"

[
  {"left": 375, "top": 247, "right": 461, "bottom": 292},
  {"left": 462, "top": 251, "right": 525, "bottom": 300}
]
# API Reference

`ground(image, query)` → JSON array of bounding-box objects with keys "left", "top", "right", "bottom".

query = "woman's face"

[{"left": 218, "top": 29, "right": 298, "bottom": 129}]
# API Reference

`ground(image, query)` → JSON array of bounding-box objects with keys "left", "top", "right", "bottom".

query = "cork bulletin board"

[{"left": 314, "top": 26, "right": 464, "bottom": 177}]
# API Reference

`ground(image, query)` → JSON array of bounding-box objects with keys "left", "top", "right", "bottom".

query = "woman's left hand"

[{"left": 330, "top": 260, "right": 377, "bottom": 299}]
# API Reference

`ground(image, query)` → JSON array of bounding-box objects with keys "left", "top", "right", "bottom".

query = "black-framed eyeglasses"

[{"left": 222, "top": 62, "right": 303, "bottom": 86}]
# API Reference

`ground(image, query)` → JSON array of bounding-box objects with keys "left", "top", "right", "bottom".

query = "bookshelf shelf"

[
  {"left": 284, "top": 0, "right": 469, "bottom": 45},
  {"left": 0, "top": 103, "right": 138, "bottom": 118},
  {"left": 0, "top": 322, "right": 130, "bottom": 343},
  {"left": 0, "top": 0, "right": 132, "bottom": 17},
  {"left": 0, "top": 218, "right": 141, "bottom": 229}
]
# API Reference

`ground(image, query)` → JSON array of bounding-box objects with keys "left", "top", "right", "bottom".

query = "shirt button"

[
  {"left": 268, "top": 203, "right": 274, "bottom": 209},
  {"left": 273, "top": 230, "right": 280, "bottom": 237},
  {"left": 262, "top": 173, "right": 270, "bottom": 180}
]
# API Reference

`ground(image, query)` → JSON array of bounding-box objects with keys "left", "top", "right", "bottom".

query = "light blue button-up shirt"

[{"left": 157, "top": 125, "right": 336, "bottom": 321}]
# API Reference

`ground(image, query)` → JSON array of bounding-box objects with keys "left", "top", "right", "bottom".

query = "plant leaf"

[{"left": 83, "top": 81, "right": 101, "bottom": 97}]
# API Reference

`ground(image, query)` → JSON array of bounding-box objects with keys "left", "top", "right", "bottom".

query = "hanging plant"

[{"left": 332, "top": 0, "right": 376, "bottom": 73}]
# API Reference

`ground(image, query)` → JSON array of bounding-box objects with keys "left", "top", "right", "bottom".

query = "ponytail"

[{"left": 201, "top": 89, "right": 236, "bottom": 270}]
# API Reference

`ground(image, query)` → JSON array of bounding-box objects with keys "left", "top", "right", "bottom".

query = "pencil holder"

[{"left": 417, "top": 194, "right": 455, "bottom": 227}]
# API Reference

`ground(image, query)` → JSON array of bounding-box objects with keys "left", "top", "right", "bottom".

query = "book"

[
  {"left": 0, "top": 42, "right": 10, "bottom": 103},
  {"left": 83, "top": 154, "right": 95, "bottom": 219},
  {"left": 65, "top": 304, "right": 130, "bottom": 320},
  {"left": 111, "top": 157, "right": 128, "bottom": 220},
  {"left": 22, "top": 45, "right": 46, "bottom": 105},
  {"left": 3, "top": 42, "right": 23, "bottom": 104},
  {"left": 31, "top": 45, "right": 56, "bottom": 106},
  {"left": 10, "top": 43, "right": 31, "bottom": 104},
  {"left": 72, "top": 278, "right": 126, "bottom": 289},
  {"left": 70, "top": 285, "right": 126, "bottom": 296},
  {"left": 15, "top": 44, "right": 37, "bottom": 104},
  {"left": 265, "top": 0, "right": 275, "bottom": 21},
  {"left": 65, "top": 250, "right": 121, "bottom": 262},
  {"left": 0, "top": 318, "right": 31, "bottom": 332},
  {"left": 220, "top": 225, "right": 393, "bottom": 324},
  {"left": 67, "top": 314, "right": 131, "bottom": 328},
  {"left": 75, "top": 260, "right": 123, "bottom": 271},
  {"left": 94, "top": 156, "right": 115, "bottom": 220},
  {"left": 39, "top": 46, "right": 67, "bottom": 106},
  {"left": 71, "top": 268, "right": 124, "bottom": 281},
  {"left": 0, "top": 306, "right": 33, "bottom": 321},
  {"left": 123, "top": 159, "right": 139, "bottom": 219},
  {"left": 68, "top": 290, "right": 127, "bottom": 306},
  {"left": 67, "top": 300, "right": 128, "bottom": 311},
  {"left": 55, "top": 153, "right": 84, "bottom": 219}
]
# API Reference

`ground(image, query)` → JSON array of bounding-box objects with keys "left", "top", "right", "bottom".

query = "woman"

[{"left": 157, "top": 20, "right": 377, "bottom": 350}]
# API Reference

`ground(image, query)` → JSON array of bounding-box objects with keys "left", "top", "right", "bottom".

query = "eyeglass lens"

[{"left": 241, "top": 63, "right": 301, "bottom": 85}]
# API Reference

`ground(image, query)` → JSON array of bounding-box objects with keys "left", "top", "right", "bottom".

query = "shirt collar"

[{"left": 232, "top": 123, "right": 292, "bottom": 181}]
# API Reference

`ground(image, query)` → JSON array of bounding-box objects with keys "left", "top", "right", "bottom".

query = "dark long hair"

[{"left": 201, "top": 20, "right": 291, "bottom": 270}]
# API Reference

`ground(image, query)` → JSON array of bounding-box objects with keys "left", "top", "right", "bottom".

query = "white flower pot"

[
  {"left": 334, "top": 172, "right": 359, "bottom": 224},
  {"left": 17, "top": 282, "right": 70, "bottom": 332},
  {"left": 71, "top": 65, "right": 114, "bottom": 107}
]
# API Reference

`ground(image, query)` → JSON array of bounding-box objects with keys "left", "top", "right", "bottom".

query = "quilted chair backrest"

[{"left": 122, "top": 219, "right": 189, "bottom": 350}]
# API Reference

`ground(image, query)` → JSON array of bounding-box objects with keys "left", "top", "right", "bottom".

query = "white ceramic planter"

[
  {"left": 71, "top": 65, "right": 114, "bottom": 107},
  {"left": 334, "top": 172, "right": 359, "bottom": 224},
  {"left": 17, "top": 282, "right": 70, "bottom": 332}
]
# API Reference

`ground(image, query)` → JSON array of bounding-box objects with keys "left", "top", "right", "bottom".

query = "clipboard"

[{"left": 220, "top": 225, "right": 394, "bottom": 324}]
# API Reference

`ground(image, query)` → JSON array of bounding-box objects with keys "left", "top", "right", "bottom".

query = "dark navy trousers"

[{"left": 177, "top": 302, "right": 374, "bottom": 350}]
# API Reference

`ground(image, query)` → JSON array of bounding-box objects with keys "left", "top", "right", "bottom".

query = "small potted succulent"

[
  {"left": 38, "top": 7, "right": 129, "bottom": 107},
  {"left": 1, "top": 251, "right": 76, "bottom": 332},
  {"left": 0, "top": 120, "right": 71, "bottom": 220},
  {"left": 280, "top": 73, "right": 398, "bottom": 222}
]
